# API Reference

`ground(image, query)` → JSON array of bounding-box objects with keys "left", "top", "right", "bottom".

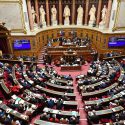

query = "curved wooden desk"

[
  {"left": 0, "top": 103, "right": 29, "bottom": 121},
  {"left": 24, "top": 89, "right": 78, "bottom": 109},
  {"left": 82, "top": 82, "right": 118, "bottom": 99},
  {"left": 23, "top": 65, "right": 34, "bottom": 85},
  {"left": 12, "top": 66, "right": 23, "bottom": 88},
  {"left": 88, "top": 106, "right": 124, "bottom": 116},
  {"left": 34, "top": 119, "right": 79, "bottom": 125},
  {"left": 45, "top": 82, "right": 74, "bottom": 91},
  {"left": 43, "top": 107, "right": 80, "bottom": 118},
  {"left": 35, "top": 85, "right": 75, "bottom": 100},
  {"left": 85, "top": 90, "right": 125, "bottom": 105},
  {"left": 0, "top": 80, "right": 11, "bottom": 95}
]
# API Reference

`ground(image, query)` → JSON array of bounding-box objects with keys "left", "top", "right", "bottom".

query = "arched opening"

[{"left": 0, "top": 25, "right": 10, "bottom": 54}]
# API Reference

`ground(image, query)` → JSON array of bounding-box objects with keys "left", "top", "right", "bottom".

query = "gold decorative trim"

[
  {"left": 112, "top": 0, "right": 125, "bottom": 32},
  {"left": 0, "top": 0, "right": 26, "bottom": 34}
]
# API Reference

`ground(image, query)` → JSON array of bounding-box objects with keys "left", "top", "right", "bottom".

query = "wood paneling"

[{"left": 10, "top": 28, "right": 125, "bottom": 58}]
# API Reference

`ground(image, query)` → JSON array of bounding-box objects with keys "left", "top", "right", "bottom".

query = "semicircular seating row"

[
  {"left": 0, "top": 60, "right": 80, "bottom": 125},
  {"left": 76, "top": 59, "right": 125, "bottom": 125}
]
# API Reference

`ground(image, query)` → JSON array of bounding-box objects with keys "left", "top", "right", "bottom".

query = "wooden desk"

[
  {"left": 45, "top": 82, "right": 74, "bottom": 91},
  {"left": 0, "top": 68, "right": 3, "bottom": 78},
  {"left": 0, "top": 80, "right": 11, "bottom": 95},
  {"left": 0, "top": 103, "right": 29, "bottom": 121},
  {"left": 12, "top": 66, "right": 23, "bottom": 88},
  {"left": 43, "top": 107, "right": 80, "bottom": 118},
  {"left": 11, "top": 94, "right": 37, "bottom": 110},
  {"left": 53, "top": 78, "right": 72, "bottom": 85},
  {"left": 23, "top": 65, "right": 34, "bottom": 85},
  {"left": 88, "top": 106, "right": 124, "bottom": 116},
  {"left": 35, "top": 85, "right": 75, "bottom": 100},
  {"left": 24, "top": 89, "right": 78, "bottom": 109},
  {"left": 103, "top": 55, "right": 125, "bottom": 60},
  {"left": 63, "top": 51, "right": 77, "bottom": 56},
  {"left": 82, "top": 82, "right": 118, "bottom": 98},
  {"left": 48, "top": 46, "right": 89, "bottom": 51},
  {"left": 47, "top": 46, "right": 92, "bottom": 61},
  {"left": 117, "top": 62, "right": 125, "bottom": 82},
  {"left": 62, "top": 44, "right": 76, "bottom": 47},
  {"left": 79, "top": 78, "right": 110, "bottom": 91},
  {"left": 61, "top": 65, "right": 81, "bottom": 71},
  {"left": 0, "top": 58, "right": 37, "bottom": 64},
  {"left": 85, "top": 90, "right": 125, "bottom": 105},
  {"left": 34, "top": 119, "right": 77, "bottom": 125}
]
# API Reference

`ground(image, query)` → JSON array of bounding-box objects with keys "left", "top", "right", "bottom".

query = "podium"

[
  {"left": 63, "top": 50, "right": 77, "bottom": 64},
  {"left": 63, "top": 51, "right": 77, "bottom": 56}
]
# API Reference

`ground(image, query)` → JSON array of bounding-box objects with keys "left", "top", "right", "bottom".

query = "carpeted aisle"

[{"left": 38, "top": 63, "right": 90, "bottom": 125}]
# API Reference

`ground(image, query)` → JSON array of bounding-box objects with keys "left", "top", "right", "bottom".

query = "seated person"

[
  {"left": 88, "top": 110, "right": 99, "bottom": 124},
  {"left": 69, "top": 116, "right": 79, "bottom": 124},
  {"left": 61, "top": 93, "right": 70, "bottom": 101},
  {"left": 49, "top": 114, "right": 59, "bottom": 123},
  {"left": 60, "top": 117, "right": 69, "bottom": 124},
  {"left": 40, "top": 112, "right": 50, "bottom": 121},
  {"left": 56, "top": 98, "right": 63, "bottom": 110},
  {"left": 47, "top": 98, "right": 55, "bottom": 108},
  {"left": 25, "top": 104, "right": 34, "bottom": 116}
]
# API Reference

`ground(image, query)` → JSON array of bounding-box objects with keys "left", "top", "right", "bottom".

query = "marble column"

[
  {"left": 85, "top": 0, "right": 89, "bottom": 25},
  {"left": 27, "top": 0, "right": 34, "bottom": 30},
  {"left": 106, "top": 0, "right": 113, "bottom": 28},
  {"left": 96, "top": 0, "right": 102, "bottom": 26},
  {"left": 46, "top": 0, "right": 50, "bottom": 26},
  {"left": 59, "top": 0, "right": 62, "bottom": 25},
  {"left": 35, "top": 0, "right": 39, "bottom": 24},
  {"left": 72, "top": 0, "right": 75, "bottom": 24}
]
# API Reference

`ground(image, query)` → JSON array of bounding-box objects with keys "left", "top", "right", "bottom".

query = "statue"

[
  {"left": 63, "top": 5, "right": 70, "bottom": 25},
  {"left": 77, "top": 5, "right": 83, "bottom": 25},
  {"left": 39, "top": 5, "right": 46, "bottom": 27},
  {"left": 101, "top": 5, "right": 107, "bottom": 24},
  {"left": 99, "top": 5, "right": 107, "bottom": 29},
  {"left": 31, "top": 6, "right": 36, "bottom": 25},
  {"left": 89, "top": 5, "right": 96, "bottom": 27},
  {"left": 51, "top": 5, "right": 57, "bottom": 26}
]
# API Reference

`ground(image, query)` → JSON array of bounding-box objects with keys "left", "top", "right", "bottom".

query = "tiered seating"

[
  {"left": 2, "top": 55, "right": 125, "bottom": 125},
  {"left": 76, "top": 59, "right": 125, "bottom": 124},
  {"left": 0, "top": 60, "right": 80, "bottom": 125}
]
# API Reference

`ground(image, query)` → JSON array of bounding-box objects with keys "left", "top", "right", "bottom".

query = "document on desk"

[
  {"left": 112, "top": 108, "right": 116, "bottom": 112},
  {"left": 52, "top": 110, "right": 58, "bottom": 114},
  {"left": 106, "top": 123, "right": 110, "bottom": 125},
  {"left": 120, "top": 91, "right": 125, "bottom": 95}
]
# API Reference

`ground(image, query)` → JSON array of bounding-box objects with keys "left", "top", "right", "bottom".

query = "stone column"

[
  {"left": 85, "top": 0, "right": 89, "bottom": 25},
  {"left": 96, "top": 0, "right": 102, "bottom": 26},
  {"left": 72, "top": 0, "right": 75, "bottom": 24},
  {"left": 106, "top": 0, "right": 113, "bottom": 28},
  {"left": 27, "top": 0, "right": 34, "bottom": 30},
  {"left": 35, "top": 0, "right": 39, "bottom": 24},
  {"left": 59, "top": 0, "right": 62, "bottom": 25},
  {"left": 46, "top": 0, "right": 50, "bottom": 26}
]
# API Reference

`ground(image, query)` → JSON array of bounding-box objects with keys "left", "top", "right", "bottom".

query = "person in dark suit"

[
  {"left": 88, "top": 110, "right": 100, "bottom": 124},
  {"left": 56, "top": 98, "right": 63, "bottom": 110},
  {"left": 69, "top": 116, "right": 79, "bottom": 124},
  {"left": 47, "top": 98, "right": 55, "bottom": 108}
]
